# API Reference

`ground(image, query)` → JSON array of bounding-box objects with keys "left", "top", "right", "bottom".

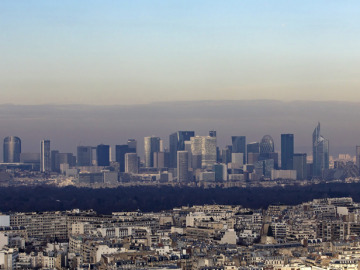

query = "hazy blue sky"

[{"left": 1, "top": 1, "right": 360, "bottom": 104}]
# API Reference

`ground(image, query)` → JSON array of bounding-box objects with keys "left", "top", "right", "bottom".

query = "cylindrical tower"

[{"left": 3, "top": 136, "right": 21, "bottom": 163}]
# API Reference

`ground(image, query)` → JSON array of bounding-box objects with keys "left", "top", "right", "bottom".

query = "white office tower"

[
  {"left": 201, "top": 136, "right": 217, "bottom": 168},
  {"left": 190, "top": 136, "right": 217, "bottom": 169},
  {"left": 190, "top": 136, "right": 202, "bottom": 169},
  {"left": 231, "top": 153, "right": 244, "bottom": 169},
  {"left": 177, "top": 151, "right": 189, "bottom": 182},
  {"left": 159, "top": 139, "right": 164, "bottom": 152},
  {"left": 144, "top": 136, "right": 160, "bottom": 167},
  {"left": 125, "top": 153, "right": 138, "bottom": 174},
  {"left": 40, "top": 139, "right": 51, "bottom": 172}
]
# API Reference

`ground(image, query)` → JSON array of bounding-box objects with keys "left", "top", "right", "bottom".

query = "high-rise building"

[
  {"left": 190, "top": 136, "right": 203, "bottom": 169},
  {"left": 169, "top": 131, "right": 194, "bottom": 168},
  {"left": 209, "top": 130, "right": 217, "bottom": 137},
  {"left": 260, "top": 135, "right": 275, "bottom": 155},
  {"left": 40, "top": 139, "right": 51, "bottom": 172},
  {"left": 247, "top": 142, "right": 259, "bottom": 164},
  {"left": 51, "top": 150, "right": 59, "bottom": 171},
  {"left": 127, "top": 139, "right": 137, "bottom": 152},
  {"left": 201, "top": 136, "right": 217, "bottom": 168},
  {"left": 247, "top": 152, "right": 260, "bottom": 165},
  {"left": 116, "top": 145, "right": 136, "bottom": 172},
  {"left": 213, "top": 163, "right": 227, "bottom": 182},
  {"left": 190, "top": 136, "right": 217, "bottom": 168},
  {"left": 77, "top": 146, "right": 93, "bottom": 166},
  {"left": 3, "top": 136, "right": 21, "bottom": 163},
  {"left": 221, "top": 146, "right": 232, "bottom": 164},
  {"left": 312, "top": 123, "right": 329, "bottom": 177},
  {"left": 254, "top": 159, "right": 274, "bottom": 178},
  {"left": 144, "top": 136, "right": 161, "bottom": 167},
  {"left": 232, "top": 136, "right": 246, "bottom": 164},
  {"left": 177, "top": 151, "right": 189, "bottom": 182},
  {"left": 153, "top": 152, "right": 170, "bottom": 168},
  {"left": 247, "top": 142, "right": 259, "bottom": 154},
  {"left": 231, "top": 153, "right": 244, "bottom": 169},
  {"left": 356, "top": 146, "right": 360, "bottom": 173},
  {"left": 293, "top": 153, "right": 307, "bottom": 180},
  {"left": 184, "top": 141, "right": 192, "bottom": 169},
  {"left": 281, "top": 134, "right": 294, "bottom": 170},
  {"left": 96, "top": 144, "right": 110, "bottom": 166},
  {"left": 51, "top": 152, "right": 76, "bottom": 172},
  {"left": 125, "top": 153, "right": 138, "bottom": 174}
]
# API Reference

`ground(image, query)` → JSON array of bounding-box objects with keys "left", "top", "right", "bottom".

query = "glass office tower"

[
  {"left": 281, "top": 134, "right": 294, "bottom": 170},
  {"left": 312, "top": 123, "right": 329, "bottom": 177},
  {"left": 3, "top": 136, "right": 21, "bottom": 163}
]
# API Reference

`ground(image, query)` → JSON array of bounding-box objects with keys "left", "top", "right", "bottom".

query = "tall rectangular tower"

[
  {"left": 177, "top": 151, "right": 189, "bottom": 182},
  {"left": 281, "top": 134, "right": 294, "bottom": 170},
  {"left": 232, "top": 136, "right": 246, "bottom": 164},
  {"left": 116, "top": 145, "right": 136, "bottom": 172},
  {"left": 169, "top": 131, "right": 194, "bottom": 168},
  {"left": 96, "top": 144, "right": 110, "bottom": 166},
  {"left": 144, "top": 136, "right": 161, "bottom": 167},
  {"left": 293, "top": 153, "right": 307, "bottom": 180},
  {"left": 77, "top": 146, "right": 93, "bottom": 166},
  {"left": 40, "top": 139, "right": 51, "bottom": 172},
  {"left": 312, "top": 123, "right": 329, "bottom": 177},
  {"left": 356, "top": 146, "right": 360, "bottom": 173}
]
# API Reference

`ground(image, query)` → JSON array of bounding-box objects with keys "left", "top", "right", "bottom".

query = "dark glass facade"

[
  {"left": 281, "top": 134, "right": 294, "bottom": 170},
  {"left": 116, "top": 145, "right": 136, "bottom": 172},
  {"left": 96, "top": 144, "right": 110, "bottom": 166},
  {"left": 169, "top": 131, "right": 194, "bottom": 168},
  {"left": 231, "top": 136, "right": 246, "bottom": 164}
]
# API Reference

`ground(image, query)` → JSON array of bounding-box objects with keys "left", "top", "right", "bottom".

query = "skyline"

[
  {"left": 1, "top": 1, "right": 360, "bottom": 105},
  {"left": 0, "top": 100, "right": 360, "bottom": 159}
]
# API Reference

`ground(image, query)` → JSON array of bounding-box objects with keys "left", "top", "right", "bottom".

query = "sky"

[{"left": 1, "top": 1, "right": 360, "bottom": 105}]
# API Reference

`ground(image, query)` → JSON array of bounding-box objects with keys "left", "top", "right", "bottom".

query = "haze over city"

[{"left": 0, "top": 100, "right": 360, "bottom": 158}]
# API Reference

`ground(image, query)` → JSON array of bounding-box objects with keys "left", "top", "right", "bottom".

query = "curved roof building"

[{"left": 260, "top": 135, "right": 274, "bottom": 154}]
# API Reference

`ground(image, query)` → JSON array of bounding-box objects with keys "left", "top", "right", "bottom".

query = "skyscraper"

[
  {"left": 201, "top": 136, "right": 217, "bottom": 168},
  {"left": 125, "top": 153, "right": 138, "bottom": 174},
  {"left": 209, "top": 130, "right": 217, "bottom": 137},
  {"left": 189, "top": 136, "right": 217, "bottom": 169},
  {"left": 281, "top": 134, "right": 294, "bottom": 170},
  {"left": 77, "top": 146, "right": 93, "bottom": 166},
  {"left": 169, "top": 131, "right": 194, "bottom": 168},
  {"left": 177, "top": 151, "right": 189, "bottom": 182},
  {"left": 144, "top": 136, "right": 161, "bottom": 167},
  {"left": 232, "top": 136, "right": 246, "bottom": 164},
  {"left": 293, "top": 153, "right": 307, "bottom": 180},
  {"left": 3, "top": 136, "right": 21, "bottom": 163},
  {"left": 356, "top": 146, "right": 360, "bottom": 173},
  {"left": 127, "top": 139, "right": 137, "bottom": 152},
  {"left": 260, "top": 135, "right": 275, "bottom": 154},
  {"left": 40, "top": 139, "right": 51, "bottom": 172},
  {"left": 153, "top": 152, "right": 170, "bottom": 169},
  {"left": 221, "top": 146, "right": 232, "bottom": 164},
  {"left": 312, "top": 123, "right": 329, "bottom": 177},
  {"left": 190, "top": 136, "right": 203, "bottom": 169},
  {"left": 116, "top": 144, "right": 136, "bottom": 172},
  {"left": 96, "top": 144, "right": 110, "bottom": 166},
  {"left": 52, "top": 152, "right": 76, "bottom": 172},
  {"left": 247, "top": 142, "right": 259, "bottom": 164}
]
